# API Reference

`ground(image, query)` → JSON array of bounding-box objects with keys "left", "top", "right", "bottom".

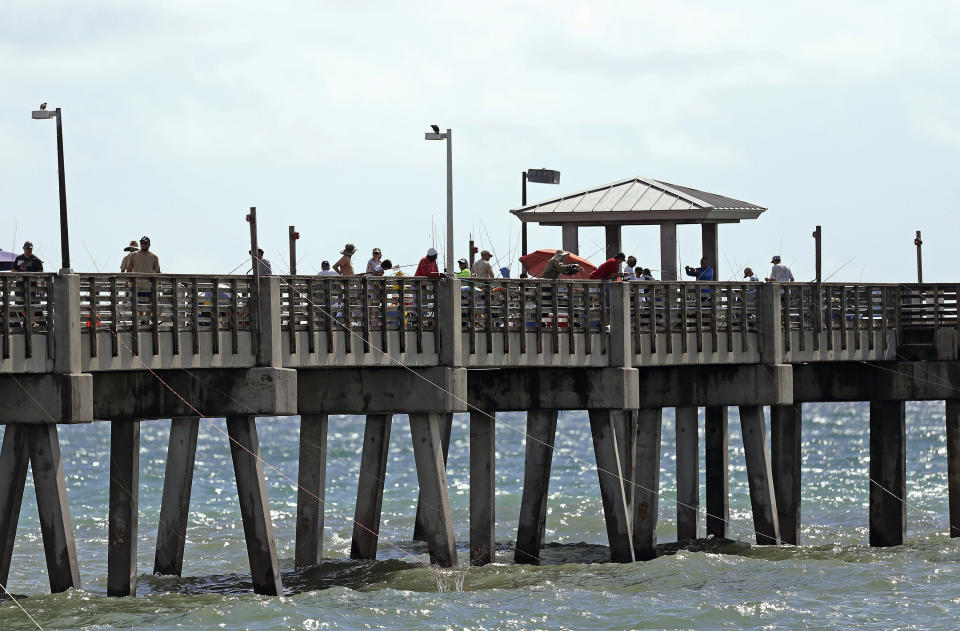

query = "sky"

[{"left": 1, "top": 1, "right": 959, "bottom": 281}]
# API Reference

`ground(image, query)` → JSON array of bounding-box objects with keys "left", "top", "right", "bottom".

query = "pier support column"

[
  {"left": 615, "top": 411, "right": 637, "bottom": 518},
  {"left": 351, "top": 414, "right": 392, "bottom": 561},
  {"left": 675, "top": 406, "right": 699, "bottom": 541},
  {"left": 108, "top": 420, "right": 140, "bottom": 597},
  {"left": 771, "top": 403, "right": 802, "bottom": 544},
  {"left": 633, "top": 408, "right": 663, "bottom": 561},
  {"left": 28, "top": 424, "right": 81, "bottom": 592},
  {"left": 296, "top": 414, "right": 328, "bottom": 569},
  {"left": 515, "top": 410, "right": 558, "bottom": 564},
  {"left": 226, "top": 415, "right": 282, "bottom": 596},
  {"left": 470, "top": 410, "right": 495, "bottom": 566},
  {"left": 704, "top": 406, "right": 729, "bottom": 539},
  {"left": 414, "top": 412, "right": 452, "bottom": 542},
  {"left": 154, "top": 416, "right": 200, "bottom": 576},
  {"left": 589, "top": 410, "right": 635, "bottom": 563},
  {"left": 0, "top": 425, "right": 30, "bottom": 589},
  {"left": 409, "top": 413, "right": 458, "bottom": 567},
  {"left": 947, "top": 400, "right": 960, "bottom": 537},
  {"left": 869, "top": 401, "right": 906, "bottom": 547},
  {"left": 739, "top": 406, "right": 780, "bottom": 545}
]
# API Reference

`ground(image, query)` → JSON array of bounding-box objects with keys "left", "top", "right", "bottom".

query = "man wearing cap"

[
  {"left": 456, "top": 258, "right": 471, "bottom": 278},
  {"left": 13, "top": 242, "right": 43, "bottom": 272},
  {"left": 415, "top": 247, "right": 441, "bottom": 278},
  {"left": 744, "top": 267, "right": 759, "bottom": 282},
  {"left": 248, "top": 248, "right": 272, "bottom": 275},
  {"left": 766, "top": 255, "right": 794, "bottom": 282},
  {"left": 472, "top": 249, "right": 495, "bottom": 279},
  {"left": 541, "top": 250, "right": 581, "bottom": 279},
  {"left": 120, "top": 240, "right": 139, "bottom": 273},
  {"left": 127, "top": 236, "right": 161, "bottom": 273},
  {"left": 589, "top": 252, "right": 627, "bottom": 280}
]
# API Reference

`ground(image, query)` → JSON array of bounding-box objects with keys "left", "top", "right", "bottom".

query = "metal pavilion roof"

[{"left": 511, "top": 176, "right": 766, "bottom": 226}]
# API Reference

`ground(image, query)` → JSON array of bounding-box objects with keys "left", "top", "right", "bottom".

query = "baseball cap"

[
  {"left": 427, "top": 247, "right": 438, "bottom": 256},
  {"left": 23, "top": 241, "right": 33, "bottom": 249}
]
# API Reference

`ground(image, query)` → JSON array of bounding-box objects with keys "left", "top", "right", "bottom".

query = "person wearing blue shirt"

[{"left": 684, "top": 256, "right": 714, "bottom": 281}]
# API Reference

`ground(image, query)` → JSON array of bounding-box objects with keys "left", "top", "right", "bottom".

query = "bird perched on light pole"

[
  {"left": 40, "top": 102, "right": 47, "bottom": 110},
  {"left": 430, "top": 124, "right": 440, "bottom": 134}
]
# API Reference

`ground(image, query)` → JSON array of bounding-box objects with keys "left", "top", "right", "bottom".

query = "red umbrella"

[{"left": 519, "top": 249, "right": 597, "bottom": 279}]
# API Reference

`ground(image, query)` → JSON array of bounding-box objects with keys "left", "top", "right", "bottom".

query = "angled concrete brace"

[
  {"left": 469, "top": 409, "right": 496, "bottom": 566},
  {"left": 108, "top": 420, "right": 140, "bottom": 597},
  {"left": 28, "top": 424, "right": 82, "bottom": 592},
  {"left": 675, "top": 406, "right": 699, "bottom": 542},
  {"left": 589, "top": 409, "right": 635, "bottom": 563},
  {"left": 0, "top": 425, "right": 30, "bottom": 589},
  {"left": 154, "top": 416, "right": 200, "bottom": 576},
  {"left": 515, "top": 410, "right": 558, "bottom": 564},
  {"left": 633, "top": 408, "right": 662, "bottom": 561},
  {"left": 351, "top": 414, "right": 392, "bottom": 560},
  {"left": 226, "top": 415, "right": 283, "bottom": 596},
  {"left": 739, "top": 406, "right": 780, "bottom": 545},
  {"left": 296, "top": 414, "right": 328, "bottom": 570},
  {"left": 413, "top": 412, "right": 453, "bottom": 542},
  {"left": 408, "top": 413, "right": 458, "bottom": 567}
]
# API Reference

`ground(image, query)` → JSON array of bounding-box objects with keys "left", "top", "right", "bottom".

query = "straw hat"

[
  {"left": 341, "top": 243, "right": 357, "bottom": 255},
  {"left": 124, "top": 241, "right": 139, "bottom": 252}
]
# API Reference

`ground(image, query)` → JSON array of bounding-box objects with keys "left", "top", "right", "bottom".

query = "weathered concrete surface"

[
  {"left": 636, "top": 365, "right": 792, "bottom": 408},
  {"left": 154, "top": 416, "right": 200, "bottom": 576},
  {"left": 408, "top": 413, "right": 458, "bottom": 567},
  {"left": 675, "top": 406, "right": 699, "bottom": 541},
  {"left": 947, "top": 400, "right": 960, "bottom": 538},
  {"left": 469, "top": 410, "right": 495, "bottom": 566},
  {"left": 298, "top": 367, "right": 467, "bottom": 414},
  {"left": 771, "top": 403, "right": 802, "bottom": 545},
  {"left": 739, "top": 406, "right": 780, "bottom": 545},
  {"left": 869, "top": 401, "right": 906, "bottom": 547},
  {"left": 515, "top": 410, "right": 558, "bottom": 564},
  {"left": 633, "top": 408, "right": 662, "bottom": 561},
  {"left": 351, "top": 414, "right": 392, "bottom": 561},
  {"left": 108, "top": 420, "right": 140, "bottom": 597},
  {"left": 588, "top": 409, "right": 634, "bottom": 563},
  {"left": 92, "top": 368, "right": 297, "bottom": 420},
  {"left": 0, "top": 425, "right": 29, "bottom": 589},
  {"left": 414, "top": 413, "right": 452, "bottom": 542},
  {"left": 794, "top": 361, "right": 960, "bottom": 402},
  {"left": 705, "top": 406, "right": 729, "bottom": 539},
  {"left": 295, "top": 413, "right": 328, "bottom": 570},
  {"left": 0, "top": 374, "right": 93, "bottom": 424},
  {"left": 468, "top": 368, "right": 640, "bottom": 411}
]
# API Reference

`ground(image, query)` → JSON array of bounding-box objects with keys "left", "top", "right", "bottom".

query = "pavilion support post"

[
  {"left": 154, "top": 416, "right": 200, "bottom": 576},
  {"left": 413, "top": 412, "right": 452, "bottom": 542},
  {"left": 605, "top": 226, "right": 622, "bottom": 260},
  {"left": 561, "top": 225, "right": 579, "bottom": 255},
  {"left": 515, "top": 410, "right": 558, "bottom": 564},
  {"left": 660, "top": 222, "right": 678, "bottom": 281},
  {"left": 701, "top": 224, "right": 719, "bottom": 273}
]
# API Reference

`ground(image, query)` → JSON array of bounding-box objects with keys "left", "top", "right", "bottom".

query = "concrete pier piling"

[
  {"left": 0, "top": 425, "right": 30, "bottom": 589},
  {"left": 704, "top": 406, "right": 730, "bottom": 539},
  {"left": 108, "top": 420, "right": 140, "bottom": 597},
  {"left": 154, "top": 416, "right": 200, "bottom": 576},
  {"left": 351, "top": 414, "right": 392, "bottom": 561},
  {"left": 413, "top": 412, "right": 453, "bottom": 542},
  {"left": 869, "top": 401, "right": 906, "bottom": 547},
  {"left": 469, "top": 410, "right": 496, "bottom": 566},
  {"left": 947, "top": 400, "right": 960, "bottom": 537},
  {"left": 589, "top": 409, "right": 635, "bottom": 563},
  {"left": 515, "top": 410, "right": 559, "bottom": 564},
  {"left": 739, "top": 406, "right": 780, "bottom": 545},
  {"left": 675, "top": 406, "right": 699, "bottom": 542},
  {"left": 771, "top": 403, "right": 802, "bottom": 544},
  {"left": 409, "top": 413, "right": 458, "bottom": 567},
  {"left": 226, "top": 415, "right": 283, "bottom": 596},
  {"left": 633, "top": 408, "right": 663, "bottom": 561},
  {"left": 296, "top": 413, "right": 328, "bottom": 569}
]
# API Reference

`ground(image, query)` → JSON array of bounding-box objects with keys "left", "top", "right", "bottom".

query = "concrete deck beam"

[
  {"left": 0, "top": 374, "right": 92, "bottom": 424},
  {"left": 298, "top": 367, "right": 467, "bottom": 415},
  {"left": 794, "top": 361, "right": 960, "bottom": 402},
  {"left": 637, "top": 365, "right": 792, "bottom": 408},
  {"left": 469, "top": 368, "right": 639, "bottom": 412}
]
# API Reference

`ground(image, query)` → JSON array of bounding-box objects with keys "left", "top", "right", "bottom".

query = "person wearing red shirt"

[
  {"left": 589, "top": 252, "right": 626, "bottom": 279},
  {"left": 415, "top": 247, "right": 441, "bottom": 278}
]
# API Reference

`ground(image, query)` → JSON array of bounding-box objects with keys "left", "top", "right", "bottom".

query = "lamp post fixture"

[
  {"left": 425, "top": 126, "right": 453, "bottom": 275},
  {"left": 31, "top": 104, "right": 71, "bottom": 272},
  {"left": 521, "top": 168, "right": 560, "bottom": 256}
]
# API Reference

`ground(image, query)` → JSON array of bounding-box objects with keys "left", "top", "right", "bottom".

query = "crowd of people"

[{"left": 6, "top": 237, "right": 796, "bottom": 285}]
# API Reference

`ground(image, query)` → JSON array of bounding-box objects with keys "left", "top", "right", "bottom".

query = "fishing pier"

[{"left": 1, "top": 272, "right": 958, "bottom": 597}]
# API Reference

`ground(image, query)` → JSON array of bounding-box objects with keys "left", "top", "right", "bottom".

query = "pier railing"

[{"left": 4, "top": 274, "right": 959, "bottom": 372}]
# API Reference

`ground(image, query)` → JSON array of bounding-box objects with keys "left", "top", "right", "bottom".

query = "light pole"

[
  {"left": 425, "top": 126, "right": 453, "bottom": 274},
  {"left": 31, "top": 104, "right": 71, "bottom": 272},
  {"left": 521, "top": 168, "right": 560, "bottom": 256}
]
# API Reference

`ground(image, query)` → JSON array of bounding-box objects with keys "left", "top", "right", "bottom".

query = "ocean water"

[{"left": 2, "top": 402, "right": 959, "bottom": 630}]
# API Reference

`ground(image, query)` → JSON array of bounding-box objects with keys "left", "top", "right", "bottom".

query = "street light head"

[
  {"left": 31, "top": 110, "right": 53, "bottom": 119},
  {"left": 424, "top": 132, "right": 445, "bottom": 140},
  {"left": 526, "top": 168, "right": 561, "bottom": 185}
]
